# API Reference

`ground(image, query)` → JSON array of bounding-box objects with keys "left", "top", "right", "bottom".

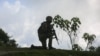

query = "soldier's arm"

[{"left": 41, "top": 22, "right": 47, "bottom": 32}]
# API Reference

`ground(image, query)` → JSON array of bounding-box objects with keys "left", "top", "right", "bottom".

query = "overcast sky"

[{"left": 0, "top": 0, "right": 100, "bottom": 50}]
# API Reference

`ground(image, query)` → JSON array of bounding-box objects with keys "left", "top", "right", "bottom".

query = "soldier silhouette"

[{"left": 38, "top": 16, "right": 58, "bottom": 49}]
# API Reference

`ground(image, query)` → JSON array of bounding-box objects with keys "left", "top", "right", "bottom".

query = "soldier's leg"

[
  {"left": 41, "top": 39, "right": 47, "bottom": 49},
  {"left": 48, "top": 37, "right": 53, "bottom": 49},
  {"left": 38, "top": 34, "right": 47, "bottom": 49}
]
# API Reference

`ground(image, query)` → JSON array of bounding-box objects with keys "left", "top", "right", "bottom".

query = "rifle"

[
  {"left": 50, "top": 24, "right": 59, "bottom": 45},
  {"left": 52, "top": 29, "right": 59, "bottom": 45}
]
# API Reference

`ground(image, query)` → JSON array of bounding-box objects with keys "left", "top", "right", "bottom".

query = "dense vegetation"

[
  {"left": 53, "top": 15, "right": 96, "bottom": 51},
  {"left": 0, "top": 28, "right": 17, "bottom": 48}
]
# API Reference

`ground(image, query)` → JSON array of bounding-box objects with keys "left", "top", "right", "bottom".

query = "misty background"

[{"left": 0, "top": 0, "right": 100, "bottom": 50}]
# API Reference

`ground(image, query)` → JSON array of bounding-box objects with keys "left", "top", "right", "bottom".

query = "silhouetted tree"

[
  {"left": 8, "top": 39, "right": 17, "bottom": 47},
  {"left": 89, "top": 46, "right": 95, "bottom": 51},
  {"left": 82, "top": 33, "right": 96, "bottom": 50},
  {"left": 0, "top": 28, "right": 17, "bottom": 47},
  {"left": 53, "top": 15, "right": 81, "bottom": 50},
  {"left": 0, "top": 28, "right": 9, "bottom": 44},
  {"left": 96, "top": 46, "right": 100, "bottom": 52},
  {"left": 73, "top": 44, "right": 83, "bottom": 51}
]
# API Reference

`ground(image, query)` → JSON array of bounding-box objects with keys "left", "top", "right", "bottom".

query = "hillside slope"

[{"left": 1, "top": 49, "right": 100, "bottom": 56}]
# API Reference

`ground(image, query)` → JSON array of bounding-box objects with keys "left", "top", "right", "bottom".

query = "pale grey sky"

[{"left": 0, "top": 0, "right": 100, "bottom": 50}]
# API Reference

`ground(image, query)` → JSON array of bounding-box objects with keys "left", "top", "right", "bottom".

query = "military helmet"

[{"left": 46, "top": 16, "right": 52, "bottom": 23}]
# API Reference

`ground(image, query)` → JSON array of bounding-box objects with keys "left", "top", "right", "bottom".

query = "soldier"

[{"left": 38, "top": 16, "right": 57, "bottom": 49}]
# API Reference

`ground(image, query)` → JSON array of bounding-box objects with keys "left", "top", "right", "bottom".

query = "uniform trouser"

[
  {"left": 38, "top": 34, "right": 53, "bottom": 49},
  {"left": 48, "top": 37, "right": 53, "bottom": 49},
  {"left": 41, "top": 39, "right": 47, "bottom": 49}
]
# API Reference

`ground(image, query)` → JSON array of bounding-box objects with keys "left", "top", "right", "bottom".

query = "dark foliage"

[
  {"left": 0, "top": 28, "right": 17, "bottom": 47},
  {"left": 96, "top": 46, "right": 100, "bottom": 52}
]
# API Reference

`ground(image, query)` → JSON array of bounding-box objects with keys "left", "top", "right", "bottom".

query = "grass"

[
  {"left": 1, "top": 49, "right": 68, "bottom": 56},
  {"left": 0, "top": 48, "right": 100, "bottom": 56}
]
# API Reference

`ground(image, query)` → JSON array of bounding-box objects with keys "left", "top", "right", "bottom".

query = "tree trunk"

[
  {"left": 67, "top": 32, "right": 73, "bottom": 50},
  {"left": 85, "top": 42, "right": 89, "bottom": 51}
]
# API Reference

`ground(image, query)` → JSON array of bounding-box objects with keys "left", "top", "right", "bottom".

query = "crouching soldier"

[{"left": 38, "top": 16, "right": 58, "bottom": 49}]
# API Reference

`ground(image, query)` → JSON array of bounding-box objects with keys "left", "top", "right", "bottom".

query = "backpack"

[{"left": 38, "top": 22, "right": 47, "bottom": 34}]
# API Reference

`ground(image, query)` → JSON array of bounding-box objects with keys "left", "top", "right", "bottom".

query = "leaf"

[{"left": 56, "top": 25, "right": 58, "bottom": 28}]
